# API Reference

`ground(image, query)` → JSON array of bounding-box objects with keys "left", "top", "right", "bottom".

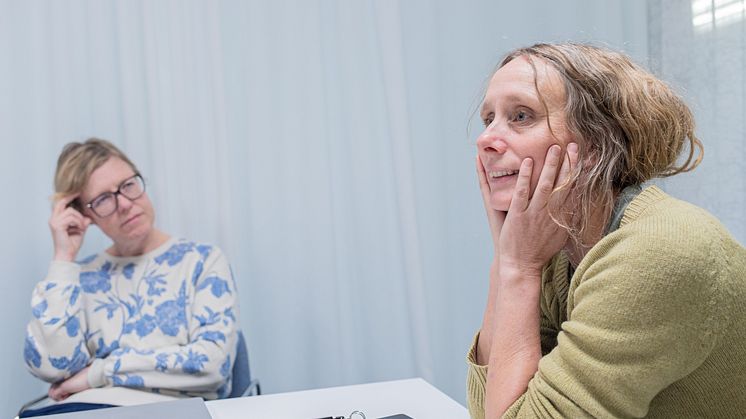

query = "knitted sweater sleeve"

[
  {"left": 25, "top": 261, "right": 92, "bottom": 382},
  {"left": 87, "top": 248, "right": 239, "bottom": 399},
  {"left": 466, "top": 217, "right": 727, "bottom": 418}
]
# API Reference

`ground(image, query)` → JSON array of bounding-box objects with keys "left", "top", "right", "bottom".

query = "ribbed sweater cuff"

[
  {"left": 46, "top": 260, "right": 81, "bottom": 283},
  {"left": 466, "top": 331, "right": 487, "bottom": 419},
  {"left": 87, "top": 358, "right": 107, "bottom": 388}
]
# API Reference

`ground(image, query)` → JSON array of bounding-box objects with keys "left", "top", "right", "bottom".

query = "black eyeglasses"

[{"left": 85, "top": 174, "right": 146, "bottom": 218}]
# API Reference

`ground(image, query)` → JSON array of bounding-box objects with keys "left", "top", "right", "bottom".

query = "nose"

[
  {"left": 116, "top": 193, "right": 134, "bottom": 212},
  {"left": 477, "top": 125, "right": 508, "bottom": 155}
]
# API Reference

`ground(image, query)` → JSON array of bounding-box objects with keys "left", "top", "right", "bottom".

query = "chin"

[
  {"left": 489, "top": 200, "right": 510, "bottom": 212},
  {"left": 123, "top": 220, "right": 153, "bottom": 240},
  {"left": 489, "top": 193, "right": 511, "bottom": 212}
]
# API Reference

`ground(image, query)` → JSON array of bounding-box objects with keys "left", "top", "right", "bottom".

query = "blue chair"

[{"left": 229, "top": 331, "right": 261, "bottom": 397}]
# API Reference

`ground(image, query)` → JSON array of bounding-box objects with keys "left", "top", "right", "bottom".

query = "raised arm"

[
  {"left": 484, "top": 144, "right": 574, "bottom": 417},
  {"left": 25, "top": 195, "right": 93, "bottom": 382},
  {"left": 474, "top": 155, "right": 507, "bottom": 367}
]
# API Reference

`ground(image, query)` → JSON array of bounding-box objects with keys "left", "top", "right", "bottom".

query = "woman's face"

[
  {"left": 78, "top": 157, "right": 156, "bottom": 246},
  {"left": 477, "top": 56, "right": 572, "bottom": 211}
]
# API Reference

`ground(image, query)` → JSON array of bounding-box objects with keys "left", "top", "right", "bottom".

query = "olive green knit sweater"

[{"left": 466, "top": 186, "right": 746, "bottom": 418}]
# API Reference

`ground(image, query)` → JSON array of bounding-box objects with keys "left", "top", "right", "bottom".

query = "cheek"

[{"left": 137, "top": 195, "right": 155, "bottom": 213}]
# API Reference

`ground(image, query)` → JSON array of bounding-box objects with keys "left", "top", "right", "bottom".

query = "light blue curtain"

[
  {"left": 0, "top": 1, "right": 647, "bottom": 416},
  {"left": 649, "top": 0, "right": 746, "bottom": 245}
]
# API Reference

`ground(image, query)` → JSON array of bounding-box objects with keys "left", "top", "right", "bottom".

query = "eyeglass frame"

[{"left": 83, "top": 173, "right": 146, "bottom": 218}]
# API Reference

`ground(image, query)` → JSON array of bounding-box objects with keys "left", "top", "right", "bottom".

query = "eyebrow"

[
  {"left": 88, "top": 174, "right": 138, "bottom": 201},
  {"left": 480, "top": 92, "right": 536, "bottom": 119}
]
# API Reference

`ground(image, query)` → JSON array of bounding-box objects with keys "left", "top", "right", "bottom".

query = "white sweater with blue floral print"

[{"left": 24, "top": 238, "right": 239, "bottom": 400}]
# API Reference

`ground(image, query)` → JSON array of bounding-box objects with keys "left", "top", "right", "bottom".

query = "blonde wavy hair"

[
  {"left": 497, "top": 43, "right": 703, "bottom": 243},
  {"left": 54, "top": 138, "right": 139, "bottom": 205}
]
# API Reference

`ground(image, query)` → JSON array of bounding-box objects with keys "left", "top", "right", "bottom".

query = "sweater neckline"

[
  {"left": 619, "top": 185, "right": 667, "bottom": 228},
  {"left": 604, "top": 184, "right": 643, "bottom": 235},
  {"left": 99, "top": 237, "right": 178, "bottom": 264}
]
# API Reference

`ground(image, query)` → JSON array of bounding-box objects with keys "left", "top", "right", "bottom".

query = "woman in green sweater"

[{"left": 468, "top": 43, "right": 746, "bottom": 418}]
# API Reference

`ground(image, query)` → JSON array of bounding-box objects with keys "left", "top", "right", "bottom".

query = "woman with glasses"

[{"left": 24, "top": 138, "right": 239, "bottom": 411}]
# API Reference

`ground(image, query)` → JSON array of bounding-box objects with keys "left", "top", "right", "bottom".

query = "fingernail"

[
  {"left": 552, "top": 145, "right": 561, "bottom": 155},
  {"left": 525, "top": 158, "right": 533, "bottom": 167},
  {"left": 568, "top": 142, "right": 578, "bottom": 153}
]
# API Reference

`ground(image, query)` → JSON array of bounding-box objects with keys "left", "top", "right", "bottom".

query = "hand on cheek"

[
  {"left": 499, "top": 143, "right": 579, "bottom": 278},
  {"left": 476, "top": 155, "right": 507, "bottom": 254}
]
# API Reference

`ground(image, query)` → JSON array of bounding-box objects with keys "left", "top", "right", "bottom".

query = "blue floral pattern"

[
  {"left": 94, "top": 337, "right": 119, "bottom": 358},
  {"left": 25, "top": 239, "right": 238, "bottom": 399},
  {"left": 122, "top": 263, "right": 136, "bottom": 280},
  {"left": 154, "top": 242, "right": 195, "bottom": 266},
  {"left": 24, "top": 336, "right": 41, "bottom": 368},
  {"left": 180, "top": 350, "right": 210, "bottom": 374},
  {"left": 48, "top": 342, "right": 89, "bottom": 374},
  {"left": 65, "top": 316, "right": 80, "bottom": 337},
  {"left": 196, "top": 276, "right": 231, "bottom": 298},
  {"left": 32, "top": 300, "right": 48, "bottom": 319},
  {"left": 80, "top": 262, "right": 114, "bottom": 293}
]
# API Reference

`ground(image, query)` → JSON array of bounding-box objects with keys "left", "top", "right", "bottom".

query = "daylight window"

[{"left": 692, "top": 0, "right": 745, "bottom": 30}]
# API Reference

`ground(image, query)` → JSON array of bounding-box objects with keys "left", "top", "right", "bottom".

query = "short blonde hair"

[
  {"left": 497, "top": 43, "right": 703, "bottom": 243},
  {"left": 54, "top": 138, "right": 139, "bottom": 202}
]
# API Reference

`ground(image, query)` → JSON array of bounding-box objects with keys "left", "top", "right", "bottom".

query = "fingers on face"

[
  {"left": 558, "top": 142, "right": 578, "bottom": 182},
  {"left": 567, "top": 142, "right": 579, "bottom": 170},
  {"left": 54, "top": 194, "right": 81, "bottom": 213},
  {"left": 62, "top": 211, "right": 85, "bottom": 228},
  {"left": 476, "top": 155, "right": 489, "bottom": 188},
  {"left": 57, "top": 212, "right": 91, "bottom": 235},
  {"left": 553, "top": 142, "right": 578, "bottom": 203},
  {"left": 535, "top": 145, "right": 562, "bottom": 202},
  {"left": 509, "top": 157, "right": 533, "bottom": 212},
  {"left": 476, "top": 154, "right": 494, "bottom": 203}
]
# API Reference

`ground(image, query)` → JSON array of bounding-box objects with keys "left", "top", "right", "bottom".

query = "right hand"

[
  {"left": 49, "top": 194, "right": 92, "bottom": 262},
  {"left": 48, "top": 366, "right": 91, "bottom": 401},
  {"left": 476, "top": 155, "right": 506, "bottom": 256},
  {"left": 476, "top": 155, "right": 507, "bottom": 365}
]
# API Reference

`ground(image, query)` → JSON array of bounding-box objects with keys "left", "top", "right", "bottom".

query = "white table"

[{"left": 206, "top": 378, "right": 469, "bottom": 419}]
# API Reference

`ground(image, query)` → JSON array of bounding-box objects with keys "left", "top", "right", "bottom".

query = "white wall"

[
  {"left": 0, "top": 1, "right": 648, "bottom": 417},
  {"left": 649, "top": 0, "right": 746, "bottom": 245}
]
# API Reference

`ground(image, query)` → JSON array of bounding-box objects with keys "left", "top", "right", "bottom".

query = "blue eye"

[{"left": 514, "top": 110, "right": 529, "bottom": 122}]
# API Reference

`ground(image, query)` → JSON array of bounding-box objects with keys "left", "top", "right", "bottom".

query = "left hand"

[
  {"left": 48, "top": 366, "right": 91, "bottom": 401},
  {"left": 498, "top": 143, "right": 578, "bottom": 278}
]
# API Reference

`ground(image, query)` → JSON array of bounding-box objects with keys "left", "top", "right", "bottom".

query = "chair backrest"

[{"left": 229, "top": 330, "right": 252, "bottom": 398}]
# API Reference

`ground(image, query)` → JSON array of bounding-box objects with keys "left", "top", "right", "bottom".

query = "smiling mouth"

[{"left": 488, "top": 169, "right": 519, "bottom": 179}]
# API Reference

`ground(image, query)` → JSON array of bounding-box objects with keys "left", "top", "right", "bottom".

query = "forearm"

[
  {"left": 89, "top": 331, "right": 236, "bottom": 395},
  {"left": 477, "top": 259, "right": 500, "bottom": 365},
  {"left": 485, "top": 268, "right": 542, "bottom": 418},
  {"left": 26, "top": 261, "right": 90, "bottom": 381}
]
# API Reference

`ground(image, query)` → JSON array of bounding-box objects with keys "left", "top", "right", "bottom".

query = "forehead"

[
  {"left": 482, "top": 55, "right": 565, "bottom": 112},
  {"left": 82, "top": 157, "right": 136, "bottom": 199}
]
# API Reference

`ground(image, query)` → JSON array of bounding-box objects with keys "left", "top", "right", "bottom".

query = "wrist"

[
  {"left": 54, "top": 253, "right": 75, "bottom": 263},
  {"left": 87, "top": 359, "right": 107, "bottom": 388},
  {"left": 499, "top": 264, "right": 543, "bottom": 281},
  {"left": 46, "top": 260, "right": 82, "bottom": 285}
]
